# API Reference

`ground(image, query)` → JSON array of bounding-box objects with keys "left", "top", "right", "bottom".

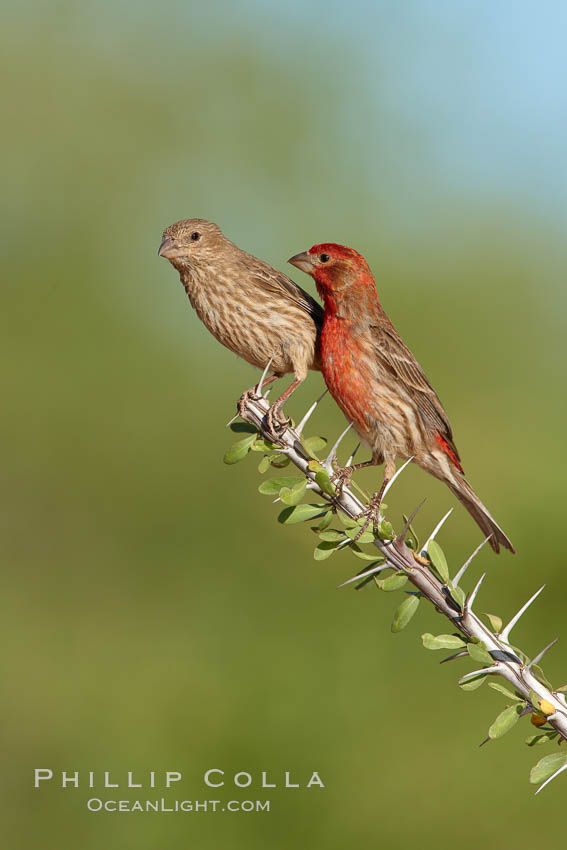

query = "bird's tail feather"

[{"left": 446, "top": 475, "right": 515, "bottom": 554}]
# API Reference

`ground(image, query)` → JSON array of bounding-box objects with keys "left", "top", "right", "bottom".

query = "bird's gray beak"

[
  {"left": 158, "top": 237, "right": 184, "bottom": 260},
  {"left": 288, "top": 251, "right": 315, "bottom": 274}
]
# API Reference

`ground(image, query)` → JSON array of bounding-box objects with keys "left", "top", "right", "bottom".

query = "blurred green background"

[{"left": 2, "top": 1, "right": 567, "bottom": 847}]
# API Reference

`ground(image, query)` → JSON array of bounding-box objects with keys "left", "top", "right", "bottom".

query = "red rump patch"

[{"left": 435, "top": 433, "right": 464, "bottom": 473}]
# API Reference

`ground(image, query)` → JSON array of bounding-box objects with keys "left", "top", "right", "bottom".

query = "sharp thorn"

[
  {"left": 528, "top": 638, "right": 559, "bottom": 670},
  {"left": 423, "top": 508, "right": 453, "bottom": 552},
  {"left": 452, "top": 535, "right": 492, "bottom": 588},
  {"left": 500, "top": 585, "right": 546, "bottom": 644},
  {"left": 459, "top": 665, "right": 496, "bottom": 683},
  {"left": 346, "top": 442, "right": 361, "bottom": 468},
  {"left": 381, "top": 456, "right": 414, "bottom": 500},
  {"left": 263, "top": 386, "right": 273, "bottom": 399},
  {"left": 337, "top": 562, "right": 389, "bottom": 588},
  {"left": 465, "top": 572, "right": 486, "bottom": 612},
  {"left": 479, "top": 736, "right": 491, "bottom": 748},
  {"left": 324, "top": 422, "right": 353, "bottom": 474},
  {"left": 295, "top": 389, "right": 329, "bottom": 437},
  {"left": 226, "top": 413, "right": 239, "bottom": 427},
  {"left": 352, "top": 562, "right": 381, "bottom": 577},
  {"left": 396, "top": 499, "right": 427, "bottom": 544},
  {"left": 535, "top": 762, "right": 567, "bottom": 795},
  {"left": 354, "top": 575, "right": 376, "bottom": 590},
  {"left": 256, "top": 358, "right": 273, "bottom": 397},
  {"left": 440, "top": 650, "right": 469, "bottom": 665}
]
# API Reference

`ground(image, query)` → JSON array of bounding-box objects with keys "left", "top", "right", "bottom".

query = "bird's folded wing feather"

[
  {"left": 371, "top": 322, "right": 459, "bottom": 454},
  {"left": 251, "top": 264, "right": 324, "bottom": 325}
]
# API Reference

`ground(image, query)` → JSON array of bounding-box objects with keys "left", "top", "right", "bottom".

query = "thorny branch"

[{"left": 234, "top": 390, "right": 567, "bottom": 794}]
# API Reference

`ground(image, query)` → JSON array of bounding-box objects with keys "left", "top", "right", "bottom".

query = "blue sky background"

[{"left": 31, "top": 0, "right": 567, "bottom": 215}]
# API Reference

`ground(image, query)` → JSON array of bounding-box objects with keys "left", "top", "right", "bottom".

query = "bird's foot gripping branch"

[{"left": 225, "top": 390, "right": 567, "bottom": 794}]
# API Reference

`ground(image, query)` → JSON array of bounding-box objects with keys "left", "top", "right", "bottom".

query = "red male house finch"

[
  {"left": 289, "top": 244, "right": 514, "bottom": 554},
  {"left": 159, "top": 219, "right": 322, "bottom": 432}
]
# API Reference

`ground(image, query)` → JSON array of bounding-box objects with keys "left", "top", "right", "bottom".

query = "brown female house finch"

[
  {"left": 289, "top": 243, "right": 514, "bottom": 554},
  {"left": 158, "top": 219, "right": 322, "bottom": 432}
]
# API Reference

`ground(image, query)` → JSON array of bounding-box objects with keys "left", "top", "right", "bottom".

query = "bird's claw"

[
  {"left": 264, "top": 405, "right": 290, "bottom": 443},
  {"left": 353, "top": 491, "right": 383, "bottom": 542},
  {"left": 330, "top": 461, "right": 354, "bottom": 496},
  {"left": 237, "top": 387, "right": 262, "bottom": 419}
]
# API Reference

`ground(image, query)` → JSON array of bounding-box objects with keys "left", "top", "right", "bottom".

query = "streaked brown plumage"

[
  {"left": 158, "top": 219, "right": 322, "bottom": 428},
  {"left": 289, "top": 243, "right": 514, "bottom": 554}
]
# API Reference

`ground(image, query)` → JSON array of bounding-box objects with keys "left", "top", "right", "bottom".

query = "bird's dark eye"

[
  {"left": 190, "top": 232, "right": 201, "bottom": 241},
  {"left": 320, "top": 253, "right": 330, "bottom": 263}
]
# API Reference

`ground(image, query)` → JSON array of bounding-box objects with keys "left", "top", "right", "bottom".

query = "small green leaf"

[
  {"left": 488, "top": 682, "right": 523, "bottom": 702},
  {"left": 529, "top": 690, "right": 542, "bottom": 711},
  {"left": 467, "top": 642, "right": 493, "bottom": 666},
  {"left": 278, "top": 504, "right": 330, "bottom": 525},
  {"left": 459, "top": 674, "right": 487, "bottom": 691},
  {"left": 531, "top": 664, "right": 553, "bottom": 690},
  {"left": 376, "top": 573, "right": 408, "bottom": 592},
  {"left": 223, "top": 434, "right": 256, "bottom": 464},
  {"left": 318, "top": 529, "right": 345, "bottom": 542},
  {"left": 307, "top": 459, "right": 324, "bottom": 472},
  {"left": 303, "top": 435, "right": 327, "bottom": 457},
  {"left": 280, "top": 479, "right": 308, "bottom": 506},
  {"left": 337, "top": 513, "right": 359, "bottom": 530},
  {"left": 269, "top": 454, "right": 290, "bottom": 468},
  {"left": 378, "top": 520, "right": 395, "bottom": 540},
  {"left": 529, "top": 753, "right": 567, "bottom": 785},
  {"left": 312, "top": 511, "right": 334, "bottom": 532},
  {"left": 391, "top": 595, "right": 420, "bottom": 633},
  {"left": 449, "top": 585, "right": 466, "bottom": 609},
  {"left": 349, "top": 544, "right": 382, "bottom": 561},
  {"left": 257, "top": 455, "right": 271, "bottom": 473},
  {"left": 314, "top": 541, "right": 342, "bottom": 561},
  {"left": 484, "top": 612, "right": 503, "bottom": 633},
  {"left": 250, "top": 438, "right": 280, "bottom": 453},
  {"left": 422, "top": 633, "right": 466, "bottom": 650},
  {"left": 258, "top": 476, "right": 303, "bottom": 495},
  {"left": 526, "top": 732, "right": 558, "bottom": 747},
  {"left": 427, "top": 540, "right": 449, "bottom": 583},
  {"left": 557, "top": 684, "right": 567, "bottom": 693},
  {"left": 488, "top": 704, "right": 523, "bottom": 740},
  {"left": 314, "top": 470, "right": 336, "bottom": 496}
]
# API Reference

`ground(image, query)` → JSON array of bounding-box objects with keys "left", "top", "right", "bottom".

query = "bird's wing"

[
  {"left": 251, "top": 263, "right": 323, "bottom": 325},
  {"left": 370, "top": 320, "right": 460, "bottom": 457}
]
